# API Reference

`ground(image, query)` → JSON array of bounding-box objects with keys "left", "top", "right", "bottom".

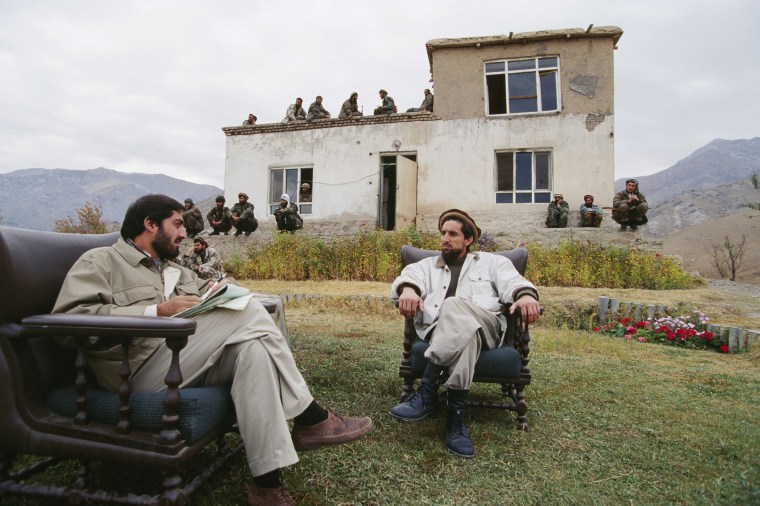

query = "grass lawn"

[{"left": 5, "top": 286, "right": 759, "bottom": 505}]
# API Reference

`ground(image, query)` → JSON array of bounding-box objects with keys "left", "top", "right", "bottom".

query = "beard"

[
  {"left": 152, "top": 226, "right": 180, "bottom": 260},
  {"left": 441, "top": 246, "right": 467, "bottom": 264}
]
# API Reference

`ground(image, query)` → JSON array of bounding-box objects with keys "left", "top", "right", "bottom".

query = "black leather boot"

[
  {"left": 389, "top": 362, "right": 444, "bottom": 422},
  {"left": 445, "top": 389, "right": 474, "bottom": 458}
]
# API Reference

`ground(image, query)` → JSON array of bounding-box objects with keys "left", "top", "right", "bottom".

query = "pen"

[{"left": 200, "top": 273, "right": 225, "bottom": 301}]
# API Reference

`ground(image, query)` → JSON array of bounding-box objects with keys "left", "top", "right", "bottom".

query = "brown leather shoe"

[
  {"left": 291, "top": 409, "right": 372, "bottom": 451},
  {"left": 247, "top": 483, "right": 295, "bottom": 506}
]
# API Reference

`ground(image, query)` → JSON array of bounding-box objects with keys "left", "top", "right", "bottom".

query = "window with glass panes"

[
  {"left": 269, "top": 166, "right": 313, "bottom": 214},
  {"left": 485, "top": 57, "right": 559, "bottom": 115},
  {"left": 495, "top": 151, "right": 552, "bottom": 203}
]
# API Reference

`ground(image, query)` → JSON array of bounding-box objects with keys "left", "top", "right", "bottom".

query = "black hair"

[
  {"left": 121, "top": 194, "right": 185, "bottom": 240},
  {"left": 442, "top": 216, "right": 476, "bottom": 251},
  {"left": 215, "top": 195, "right": 226, "bottom": 203}
]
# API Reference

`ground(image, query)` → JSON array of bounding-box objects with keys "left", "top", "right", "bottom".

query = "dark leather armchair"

[
  {"left": 0, "top": 227, "right": 247, "bottom": 505},
  {"left": 397, "top": 245, "right": 535, "bottom": 430}
]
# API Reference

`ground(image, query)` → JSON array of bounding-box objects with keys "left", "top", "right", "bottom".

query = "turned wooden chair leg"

[
  {"left": 401, "top": 377, "right": 416, "bottom": 402},
  {"left": 515, "top": 385, "right": 528, "bottom": 431}
]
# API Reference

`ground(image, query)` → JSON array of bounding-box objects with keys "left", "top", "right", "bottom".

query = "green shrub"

[{"left": 228, "top": 230, "right": 701, "bottom": 289}]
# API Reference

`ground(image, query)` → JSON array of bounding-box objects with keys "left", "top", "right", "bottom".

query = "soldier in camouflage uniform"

[
  {"left": 406, "top": 88, "right": 434, "bottom": 113},
  {"left": 274, "top": 194, "right": 303, "bottom": 233},
  {"left": 207, "top": 195, "right": 232, "bottom": 235},
  {"left": 183, "top": 198, "right": 205, "bottom": 238},
  {"left": 338, "top": 92, "right": 363, "bottom": 119},
  {"left": 231, "top": 192, "right": 258, "bottom": 236},
  {"left": 545, "top": 193, "right": 569, "bottom": 228},
  {"left": 181, "top": 236, "right": 223, "bottom": 280},
  {"left": 612, "top": 178, "right": 649, "bottom": 231}
]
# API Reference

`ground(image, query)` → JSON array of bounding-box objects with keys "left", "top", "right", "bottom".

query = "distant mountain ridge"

[
  {"left": 614, "top": 137, "right": 760, "bottom": 236},
  {"left": 0, "top": 167, "right": 222, "bottom": 231}
]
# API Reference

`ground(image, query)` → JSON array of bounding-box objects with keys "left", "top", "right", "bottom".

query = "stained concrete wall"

[
  {"left": 430, "top": 36, "right": 617, "bottom": 120},
  {"left": 224, "top": 112, "right": 614, "bottom": 235}
]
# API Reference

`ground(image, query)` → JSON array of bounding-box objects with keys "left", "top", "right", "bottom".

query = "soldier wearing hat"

[
  {"left": 182, "top": 198, "right": 205, "bottom": 238},
  {"left": 230, "top": 192, "right": 258, "bottom": 236},
  {"left": 546, "top": 193, "right": 569, "bottom": 228},
  {"left": 389, "top": 209, "right": 540, "bottom": 458},
  {"left": 181, "top": 236, "right": 223, "bottom": 280},
  {"left": 207, "top": 195, "right": 232, "bottom": 235},
  {"left": 299, "top": 182, "right": 312, "bottom": 203},
  {"left": 338, "top": 92, "right": 363, "bottom": 119},
  {"left": 613, "top": 179, "right": 649, "bottom": 231},
  {"left": 373, "top": 89, "right": 396, "bottom": 115},
  {"left": 580, "top": 194, "right": 604, "bottom": 227}
]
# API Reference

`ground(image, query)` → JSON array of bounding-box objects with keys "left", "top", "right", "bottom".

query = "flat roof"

[{"left": 426, "top": 25, "right": 623, "bottom": 70}]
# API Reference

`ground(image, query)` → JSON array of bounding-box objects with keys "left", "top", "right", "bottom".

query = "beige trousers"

[
  {"left": 130, "top": 297, "right": 313, "bottom": 478},
  {"left": 423, "top": 297, "right": 501, "bottom": 390}
]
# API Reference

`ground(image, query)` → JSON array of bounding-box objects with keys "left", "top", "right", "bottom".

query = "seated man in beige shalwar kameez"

[{"left": 53, "top": 194, "right": 372, "bottom": 506}]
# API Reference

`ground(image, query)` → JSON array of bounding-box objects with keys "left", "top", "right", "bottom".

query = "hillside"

[
  {"left": 613, "top": 137, "right": 760, "bottom": 237},
  {"left": 0, "top": 168, "right": 221, "bottom": 231},
  {"left": 662, "top": 211, "right": 760, "bottom": 283}
]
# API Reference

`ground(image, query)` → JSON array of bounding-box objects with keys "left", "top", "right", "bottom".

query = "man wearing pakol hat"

[
  {"left": 181, "top": 236, "right": 223, "bottom": 280},
  {"left": 545, "top": 193, "right": 569, "bottom": 228},
  {"left": 612, "top": 179, "right": 649, "bottom": 231},
  {"left": 373, "top": 89, "right": 396, "bottom": 115},
  {"left": 182, "top": 198, "right": 205, "bottom": 238},
  {"left": 230, "top": 192, "right": 258, "bottom": 236},
  {"left": 389, "top": 209, "right": 540, "bottom": 458},
  {"left": 579, "top": 194, "right": 604, "bottom": 227},
  {"left": 274, "top": 193, "right": 303, "bottom": 233},
  {"left": 207, "top": 195, "right": 232, "bottom": 235}
]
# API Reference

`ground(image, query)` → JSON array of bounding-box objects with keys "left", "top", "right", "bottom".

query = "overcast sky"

[{"left": 1, "top": 0, "right": 758, "bottom": 187}]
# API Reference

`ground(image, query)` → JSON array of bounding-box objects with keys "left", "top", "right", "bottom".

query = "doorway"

[{"left": 379, "top": 153, "right": 417, "bottom": 230}]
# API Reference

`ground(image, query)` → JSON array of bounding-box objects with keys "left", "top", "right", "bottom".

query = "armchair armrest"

[
  {"left": 17, "top": 314, "right": 196, "bottom": 443},
  {"left": 21, "top": 313, "right": 196, "bottom": 339}
]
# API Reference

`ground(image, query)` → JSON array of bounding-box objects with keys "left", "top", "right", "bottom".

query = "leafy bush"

[
  {"left": 526, "top": 240, "right": 701, "bottom": 289},
  {"left": 228, "top": 230, "right": 701, "bottom": 289}
]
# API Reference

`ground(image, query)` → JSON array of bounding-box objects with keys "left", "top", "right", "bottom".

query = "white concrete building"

[{"left": 222, "top": 26, "right": 623, "bottom": 236}]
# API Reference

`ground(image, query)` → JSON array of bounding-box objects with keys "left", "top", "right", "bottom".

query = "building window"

[
  {"left": 495, "top": 151, "right": 552, "bottom": 203},
  {"left": 269, "top": 166, "right": 313, "bottom": 214},
  {"left": 485, "top": 57, "right": 559, "bottom": 115}
]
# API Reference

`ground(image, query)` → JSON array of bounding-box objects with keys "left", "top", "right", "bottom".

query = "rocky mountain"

[
  {"left": 614, "top": 137, "right": 760, "bottom": 236},
  {"left": 0, "top": 168, "right": 222, "bottom": 231}
]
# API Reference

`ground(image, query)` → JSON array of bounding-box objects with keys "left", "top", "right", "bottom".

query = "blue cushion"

[
  {"left": 410, "top": 340, "right": 522, "bottom": 379},
  {"left": 46, "top": 384, "right": 232, "bottom": 445}
]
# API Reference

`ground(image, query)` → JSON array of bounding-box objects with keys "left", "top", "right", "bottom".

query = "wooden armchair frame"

[
  {"left": 397, "top": 245, "right": 534, "bottom": 430},
  {"left": 0, "top": 227, "right": 261, "bottom": 505}
]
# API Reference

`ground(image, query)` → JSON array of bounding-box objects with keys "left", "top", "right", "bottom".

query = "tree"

[
  {"left": 710, "top": 234, "right": 746, "bottom": 281},
  {"left": 53, "top": 201, "right": 110, "bottom": 234},
  {"left": 747, "top": 172, "right": 760, "bottom": 211}
]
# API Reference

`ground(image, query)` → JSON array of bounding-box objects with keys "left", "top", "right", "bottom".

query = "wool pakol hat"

[
  {"left": 301, "top": 182, "right": 311, "bottom": 188},
  {"left": 584, "top": 194, "right": 594, "bottom": 200},
  {"left": 625, "top": 178, "right": 638, "bottom": 186},
  {"left": 280, "top": 194, "right": 290, "bottom": 202},
  {"left": 438, "top": 209, "right": 481, "bottom": 241},
  {"left": 193, "top": 236, "right": 208, "bottom": 247},
  {"left": 553, "top": 193, "right": 564, "bottom": 198},
  {"left": 238, "top": 192, "right": 249, "bottom": 199}
]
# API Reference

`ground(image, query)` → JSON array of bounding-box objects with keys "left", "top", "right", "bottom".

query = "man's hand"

[
  {"left": 628, "top": 195, "right": 639, "bottom": 203},
  {"left": 510, "top": 295, "right": 541, "bottom": 324},
  {"left": 157, "top": 296, "right": 202, "bottom": 316},
  {"left": 398, "top": 286, "right": 423, "bottom": 320}
]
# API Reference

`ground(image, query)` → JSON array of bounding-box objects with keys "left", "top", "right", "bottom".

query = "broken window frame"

[
  {"left": 484, "top": 56, "right": 560, "bottom": 116},
  {"left": 269, "top": 166, "right": 313, "bottom": 215},
  {"left": 494, "top": 150, "right": 552, "bottom": 204}
]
